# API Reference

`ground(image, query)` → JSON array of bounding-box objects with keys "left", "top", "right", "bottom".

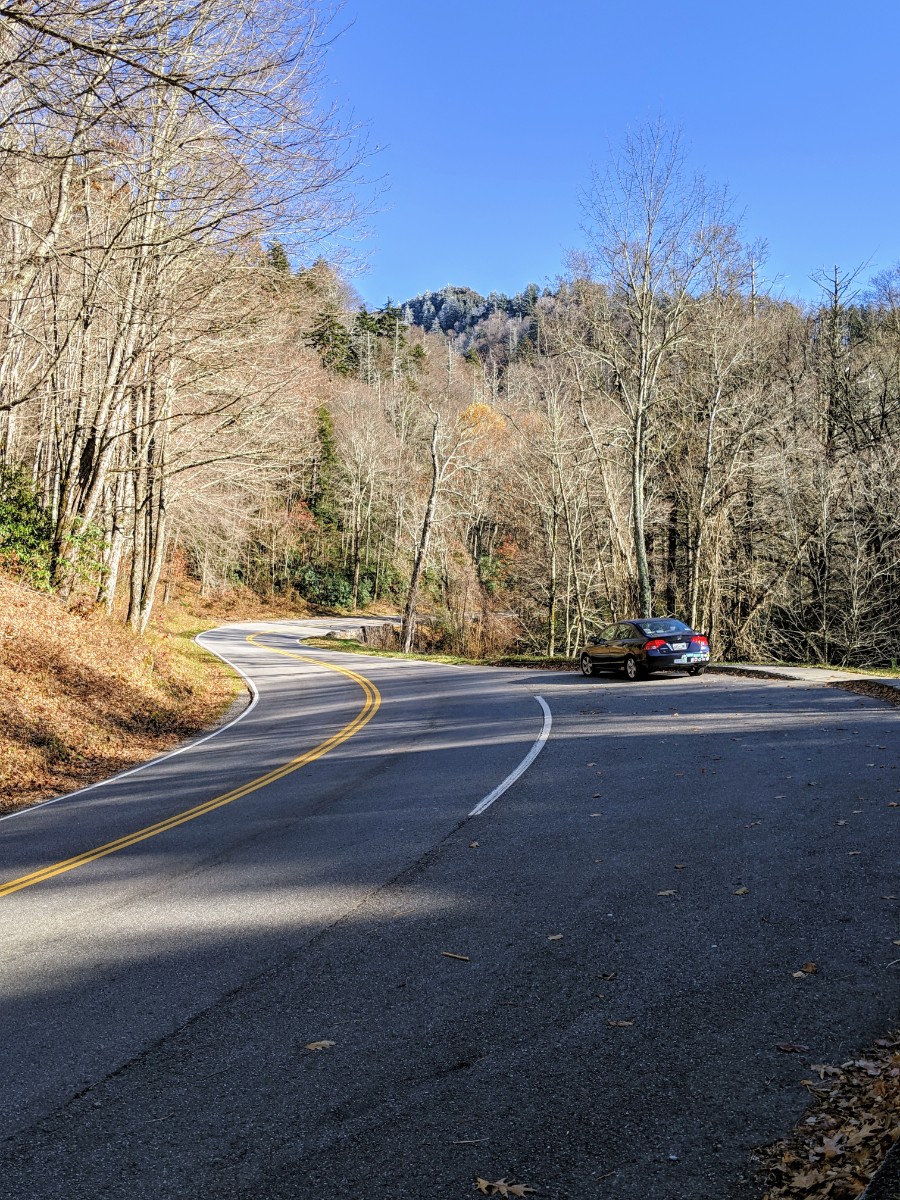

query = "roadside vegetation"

[
  {"left": 0, "top": 569, "right": 318, "bottom": 814},
  {"left": 0, "top": 575, "right": 245, "bottom": 813}
]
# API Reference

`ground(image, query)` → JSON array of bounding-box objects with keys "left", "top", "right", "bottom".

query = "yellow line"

[{"left": 0, "top": 634, "right": 381, "bottom": 899}]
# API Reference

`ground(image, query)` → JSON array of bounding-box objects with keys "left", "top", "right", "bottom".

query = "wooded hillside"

[{"left": 1, "top": 5, "right": 897, "bottom": 668}]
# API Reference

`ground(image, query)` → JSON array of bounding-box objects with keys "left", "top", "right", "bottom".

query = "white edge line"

[
  {"left": 0, "top": 632, "right": 259, "bottom": 824},
  {"left": 469, "top": 696, "right": 552, "bottom": 817}
]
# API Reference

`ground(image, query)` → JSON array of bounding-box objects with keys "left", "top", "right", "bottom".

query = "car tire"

[
  {"left": 688, "top": 666, "right": 706, "bottom": 677},
  {"left": 623, "top": 654, "right": 644, "bottom": 681},
  {"left": 580, "top": 653, "right": 596, "bottom": 677}
]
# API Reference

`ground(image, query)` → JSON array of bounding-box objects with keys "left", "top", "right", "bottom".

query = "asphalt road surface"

[{"left": 1, "top": 620, "right": 897, "bottom": 1200}]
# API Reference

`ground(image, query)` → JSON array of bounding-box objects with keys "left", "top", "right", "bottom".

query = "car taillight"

[
  {"left": 692, "top": 636, "right": 709, "bottom": 648},
  {"left": 644, "top": 638, "right": 666, "bottom": 650}
]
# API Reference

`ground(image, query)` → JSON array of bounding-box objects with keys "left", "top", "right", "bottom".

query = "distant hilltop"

[{"left": 399, "top": 283, "right": 550, "bottom": 339}]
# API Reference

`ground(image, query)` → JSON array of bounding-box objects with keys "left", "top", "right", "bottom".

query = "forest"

[{"left": 1, "top": 0, "right": 899, "bottom": 667}]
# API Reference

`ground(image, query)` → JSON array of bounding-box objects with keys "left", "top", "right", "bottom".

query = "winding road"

[{"left": 0, "top": 619, "right": 897, "bottom": 1199}]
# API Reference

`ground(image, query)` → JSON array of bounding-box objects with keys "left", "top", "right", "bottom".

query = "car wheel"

[
  {"left": 580, "top": 653, "right": 596, "bottom": 677},
  {"left": 623, "top": 654, "right": 644, "bottom": 681},
  {"left": 688, "top": 666, "right": 706, "bottom": 677}
]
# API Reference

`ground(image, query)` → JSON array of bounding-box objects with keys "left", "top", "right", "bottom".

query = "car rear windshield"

[{"left": 635, "top": 618, "right": 691, "bottom": 636}]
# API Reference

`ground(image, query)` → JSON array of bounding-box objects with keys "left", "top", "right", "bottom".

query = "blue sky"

[{"left": 321, "top": 1, "right": 898, "bottom": 308}]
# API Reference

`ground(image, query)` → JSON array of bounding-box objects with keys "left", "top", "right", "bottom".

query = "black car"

[{"left": 579, "top": 618, "right": 710, "bottom": 681}]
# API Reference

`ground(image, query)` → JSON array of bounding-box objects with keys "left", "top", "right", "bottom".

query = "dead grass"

[
  {"left": 1, "top": 577, "right": 246, "bottom": 813},
  {"left": 151, "top": 579, "right": 310, "bottom": 634},
  {"left": 0, "top": 574, "right": 321, "bottom": 813}
]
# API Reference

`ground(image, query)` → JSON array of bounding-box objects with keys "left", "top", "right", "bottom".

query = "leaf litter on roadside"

[{"left": 755, "top": 1029, "right": 900, "bottom": 1199}]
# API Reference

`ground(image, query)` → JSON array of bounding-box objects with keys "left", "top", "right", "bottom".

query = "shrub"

[
  {"left": 294, "top": 563, "right": 353, "bottom": 608},
  {"left": 0, "top": 467, "right": 53, "bottom": 588}
]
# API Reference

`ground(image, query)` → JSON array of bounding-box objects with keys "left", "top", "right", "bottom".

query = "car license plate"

[
  {"left": 674, "top": 653, "right": 698, "bottom": 663},
  {"left": 671, "top": 642, "right": 688, "bottom": 650}
]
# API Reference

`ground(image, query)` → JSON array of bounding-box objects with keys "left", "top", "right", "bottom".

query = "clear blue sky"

[{"left": 321, "top": 1, "right": 899, "bottom": 308}]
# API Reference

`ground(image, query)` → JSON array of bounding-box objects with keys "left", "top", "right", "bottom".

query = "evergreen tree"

[
  {"left": 267, "top": 240, "right": 291, "bottom": 274},
  {"left": 309, "top": 404, "right": 339, "bottom": 526},
  {"left": 307, "top": 305, "right": 356, "bottom": 375}
]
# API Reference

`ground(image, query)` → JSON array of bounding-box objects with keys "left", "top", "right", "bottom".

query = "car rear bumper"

[{"left": 646, "top": 652, "right": 710, "bottom": 672}]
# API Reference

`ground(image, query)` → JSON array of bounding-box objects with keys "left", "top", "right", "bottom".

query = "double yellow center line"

[{"left": 0, "top": 634, "right": 381, "bottom": 899}]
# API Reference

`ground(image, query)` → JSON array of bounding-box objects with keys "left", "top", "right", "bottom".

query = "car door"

[
  {"left": 588, "top": 624, "right": 618, "bottom": 668},
  {"left": 607, "top": 622, "right": 636, "bottom": 665}
]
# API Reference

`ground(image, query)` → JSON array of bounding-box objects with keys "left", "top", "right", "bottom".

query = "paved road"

[{"left": 1, "top": 621, "right": 897, "bottom": 1199}]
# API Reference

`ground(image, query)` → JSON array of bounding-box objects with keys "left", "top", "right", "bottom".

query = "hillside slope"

[{"left": 1, "top": 578, "right": 241, "bottom": 814}]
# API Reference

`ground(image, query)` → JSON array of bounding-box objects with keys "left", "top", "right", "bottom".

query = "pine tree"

[
  {"left": 309, "top": 404, "right": 339, "bottom": 526},
  {"left": 267, "top": 241, "right": 291, "bottom": 274},
  {"left": 307, "top": 305, "right": 356, "bottom": 374}
]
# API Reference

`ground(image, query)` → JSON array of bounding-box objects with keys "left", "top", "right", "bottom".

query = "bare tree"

[{"left": 580, "top": 120, "right": 733, "bottom": 615}]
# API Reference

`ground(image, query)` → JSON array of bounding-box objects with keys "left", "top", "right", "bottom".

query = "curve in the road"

[{"left": 0, "top": 633, "right": 381, "bottom": 899}]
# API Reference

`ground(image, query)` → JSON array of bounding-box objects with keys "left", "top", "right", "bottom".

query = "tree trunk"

[{"left": 402, "top": 417, "right": 441, "bottom": 652}]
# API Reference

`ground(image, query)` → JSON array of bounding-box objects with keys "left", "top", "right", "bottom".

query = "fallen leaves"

[
  {"left": 674, "top": 862, "right": 687, "bottom": 870},
  {"left": 657, "top": 889, "right": 677, "bottom": 897},
  {"left": 777, "top": 1043, "right": 810, "bottom": 1053},
  {"left": 809, "top": 1063, "right": 842, "bottom": 1080},
  {"left": 734, "top": 886, "right": 750, "bottom": 896},
  {"left": 474, "top": 1179, "right": 536, "bottom": 1196},
  {"left": 469, "top": 841, "right": 479, "bottom": 848},
  {"left": 756, "top": 1028, "right": 900, "bottom": 1200},
  {"left": 608, "top": 1019, "right": 634, "bottom": 1027},
  {"left": 0, "top": 577, "right": 241, "bottom": 814},
  {"left": 791, "top": 963, "right": 818, "bottom": 980},
  {"left": 441, "top": 952, "right": 471, "bottom": 962},
  {"left": 304, "top": 1040, "right": 335, "bottom": 1051},
  {"left": 547, "top": 933, "right": 564, "bottom": 941}
]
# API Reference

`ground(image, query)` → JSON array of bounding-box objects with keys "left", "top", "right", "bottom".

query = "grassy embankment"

[{"left": 0, "top": 576, "right": 306, "bottom": 815}]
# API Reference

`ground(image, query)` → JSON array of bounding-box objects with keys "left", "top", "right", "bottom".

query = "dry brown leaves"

[
  {"left": 474, "top": 1178, "right": 536, "bottom": 1196},
  {"left": 757, "top": 1031, "right": 900, "bottom": 1199},
  {"left": 831, "top": 680, "right": 900, "bottom": 709},
  {"left": 0, "top": 576, "right": 239, "bottom": 812}
]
